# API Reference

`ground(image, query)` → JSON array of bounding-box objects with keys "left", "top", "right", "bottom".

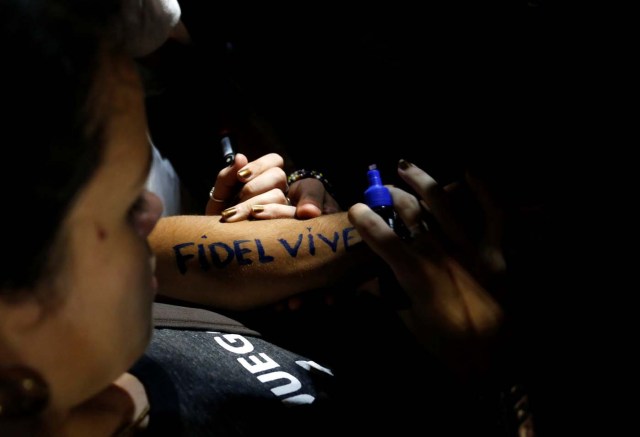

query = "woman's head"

[{"left": 1, "top": 0, "right": 162, "bottom": 418}]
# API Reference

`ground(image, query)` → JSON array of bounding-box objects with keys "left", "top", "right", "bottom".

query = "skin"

[
  {"left": 205, "top": 153, "right": 290, "bottom": 218},
  {"left": 149, "top": 212, "right": 371, "bottom": 310},
  {"left": 205, "top": 153, "right": 340, "bottom": 220},
  {"left": 1, "top": 43, "right": 373, "bottom": 435},
  {"left": 201, "top": 154, "right": 507, "bottom": 379},
  {"left": 1, "top": 7, "right": 512, "bottom": 430},
  {"left": 0, "top": 51, "right": 162, "bottom": 433},
  {"left": 348, "top": 161, "right": 506, "bottom": 379},
  {"left": 0, "top": 47, "right": 366, "bottom": 434}
]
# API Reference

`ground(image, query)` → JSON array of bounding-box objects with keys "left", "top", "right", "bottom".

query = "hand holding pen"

[
  {"left": 205, "top": 151, "right": 292, "bottom": 220},
  {"left": 204, "top": 132, "right": 294, "bottom": 220},
  {"left": 348, "top": 159, "right": 507, "bottom": 377},
  {"left": 205, "top": 132, "right": 340, "bottom": 221}
]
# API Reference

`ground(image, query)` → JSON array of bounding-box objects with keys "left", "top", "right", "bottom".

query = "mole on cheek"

[{"left": 96, "top": 225, "right": 108, "bottom": 241}]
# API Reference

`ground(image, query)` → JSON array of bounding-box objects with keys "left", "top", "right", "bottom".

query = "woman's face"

[{"left": 4, "top": 53, "right": 163, "bottom": 412}]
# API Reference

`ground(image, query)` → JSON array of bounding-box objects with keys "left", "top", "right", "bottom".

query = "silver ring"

[
  {"left": 408, "top": 220, "right": 429, "bottom": 240},
  {"left": 286, "top": 197, "right": 292, "bottom": 206},
  {"left": 209, "top": 186, "right": 226, "bottom": 203}
]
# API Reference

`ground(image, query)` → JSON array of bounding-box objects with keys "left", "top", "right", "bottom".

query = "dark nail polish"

[{"left": 398, "top": 159, "right": 412, "bottom": 170}]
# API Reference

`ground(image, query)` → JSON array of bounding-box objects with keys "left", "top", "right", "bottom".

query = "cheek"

[
  {"left": 99, "top": 229, "right": 154, "bottom": 322},
  {"left": 40, "top": 230, "right": 154, "bottom": 410},
  {"left": 75, "top": 228, "right": 153, "bottom": 369},
  {"left": 82, "top": 228, "right": 150, "bottom": 298}
]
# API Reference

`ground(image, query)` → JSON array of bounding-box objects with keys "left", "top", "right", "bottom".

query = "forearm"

[{"left": 149, "top": 213, "right": 373, "bottom": 310}]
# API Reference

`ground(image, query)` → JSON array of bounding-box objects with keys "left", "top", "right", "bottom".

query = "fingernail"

[
  {"left": 221, "top": 207, "right": 237, "bottom": 219},
  {"left": 237, "top": 168, "right": 252, "bottom": 179},
  {"left": 251, "top": 205, "right": 265, "bottom": 213},
  {"left": 398, "top": 159, "right": 412, "bottom": 170}
]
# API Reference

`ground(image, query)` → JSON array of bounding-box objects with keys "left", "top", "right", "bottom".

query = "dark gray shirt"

[{"left": 130, "top": 328, "right": 336, "bottom": 436}]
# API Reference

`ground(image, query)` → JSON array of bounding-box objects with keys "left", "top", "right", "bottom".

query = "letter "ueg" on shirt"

[{"left": 210, "top": 333, "right": 329, "bottom": 405}]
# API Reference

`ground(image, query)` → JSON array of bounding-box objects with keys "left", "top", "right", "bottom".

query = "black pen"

[
  {"left": 364, "top": 164, "right": 411, "bottom": 309},
  {"left": 220, "top": 129, "right": 235, "bottom": 166}
]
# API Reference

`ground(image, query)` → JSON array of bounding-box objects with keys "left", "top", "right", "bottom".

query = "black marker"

[
  {"left": 364, "top": 164, "right": 411, "bottom": 309},
  {"left": 220, "top": 129, "right": 235, "bottom": 166}
]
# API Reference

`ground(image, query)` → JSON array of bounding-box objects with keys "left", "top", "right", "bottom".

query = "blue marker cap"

[{"left": 364, "top": 164, "right": 393, "bottom": 208}]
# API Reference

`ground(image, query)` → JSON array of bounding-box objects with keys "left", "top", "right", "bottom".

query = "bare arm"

[{"left": 149, "top": 212, "right": 373, "bottom": 310}]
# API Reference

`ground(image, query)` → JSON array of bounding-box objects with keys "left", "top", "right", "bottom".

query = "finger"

[
  {"left": 236, "top": 166, "right": 288, "bottom": 202},
  {"left": 236, "top": 153, "right": 285, "bottom": 183},
  {"left": 287, "top": 178, "right": 341, "bottom": 216},
  {"left": 205, "top": 153, "right": 249, "bottom": 215},
  {"left": 221, "top": 188, "right": 290, "bottom": 222},
  {"left": 289, "top": 178, "right": 325, "bottom": 219},
  {"left": 388, "top": 186, "right": 443, "bottom": 259},
  {"left": 387, "top": 187, "right": 426, "bottom": 238},
  {"left": 250, "top": 204, "right": 297, "bottom": 219},
  {"left": 322, "top": 191, "right": 341, "bottom": 214},
  {"left": 216, "top": 153, "right": 249, "bottom": 197},
  {"left": 348, "top": 203, "right": 407, "bottom": 269},
  {"left": 397, "top": 159, "right": 466, "bottom": 246}
]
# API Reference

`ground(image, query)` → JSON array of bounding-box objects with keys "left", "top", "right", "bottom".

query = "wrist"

[{"left": 287, "top": 169, "right": 335, "bottom": 199}]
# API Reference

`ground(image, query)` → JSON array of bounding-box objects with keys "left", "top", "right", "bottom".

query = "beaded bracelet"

[{"left": 287, "top": 169, "right": 335, "bottom": 197}]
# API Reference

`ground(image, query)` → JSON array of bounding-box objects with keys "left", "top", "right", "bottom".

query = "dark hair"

[{"left": 0, "top": 0, "right": 123, "bottom": 290}]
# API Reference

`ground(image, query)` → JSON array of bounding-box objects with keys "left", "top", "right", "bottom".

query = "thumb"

[
  {"left": 348, "top": 203, "right": 406, "bottom": 269},
  {"left": 290, "top": 179, "right": 325, "bottom": 219}
]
